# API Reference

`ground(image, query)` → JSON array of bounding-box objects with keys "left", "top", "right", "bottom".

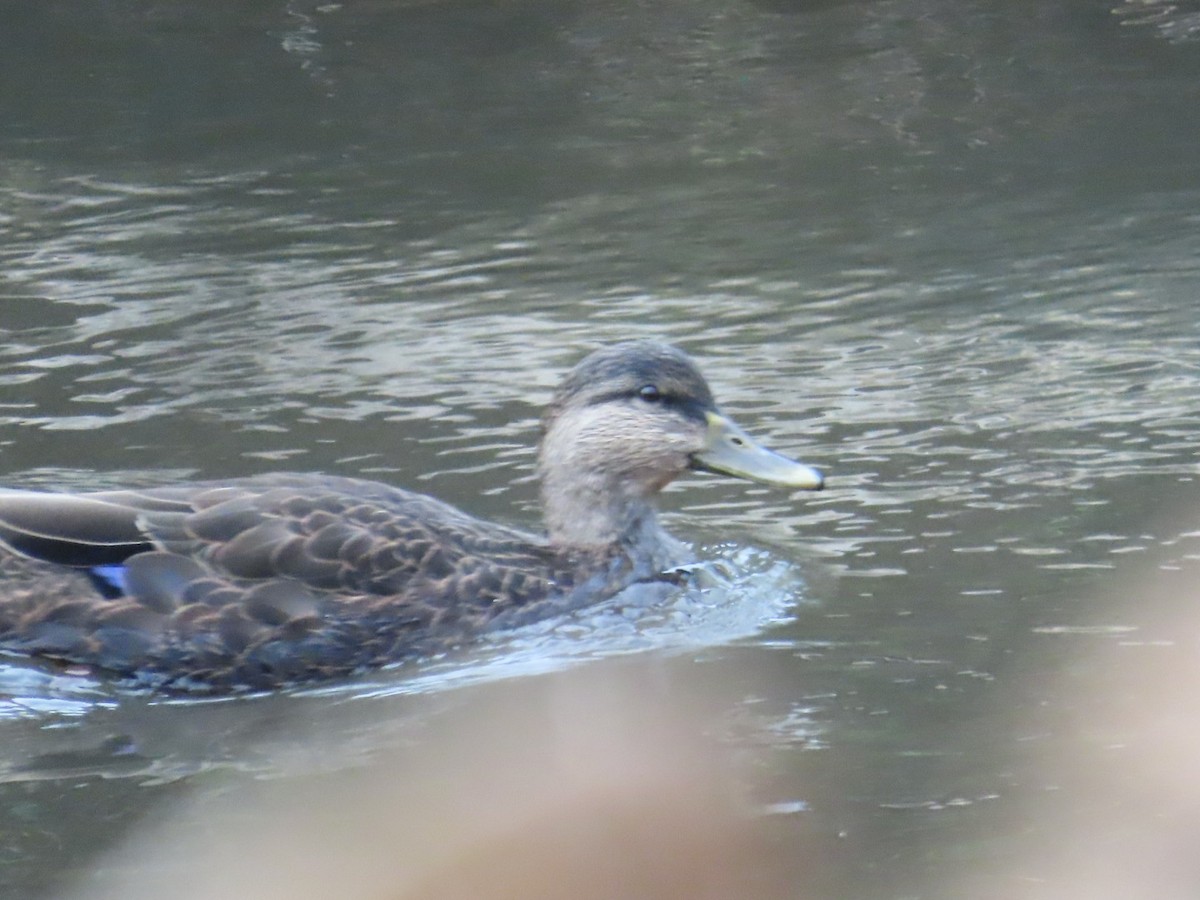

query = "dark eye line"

[{"left": 584, "top": 386, "right": 704, "bottom": 419}]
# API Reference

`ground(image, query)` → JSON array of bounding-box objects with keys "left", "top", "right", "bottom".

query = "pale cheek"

[
  {"left": 624, "top": 441, "right": 693, "bottom": 493},
  {"left": 546, "top": 409, "right": 700, "bottom": 493},
  {"left": 643, "top": 466, "right": 685, "bottom": 494}
]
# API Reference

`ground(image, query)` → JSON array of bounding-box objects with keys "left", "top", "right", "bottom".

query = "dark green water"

[{"left": 2, "top": 1, "right": 1200, "bottom": 897}]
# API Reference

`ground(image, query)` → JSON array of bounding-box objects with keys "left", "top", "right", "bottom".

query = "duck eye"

[{"left": 637, "top": 384, "right": 662, "bottom": 403}]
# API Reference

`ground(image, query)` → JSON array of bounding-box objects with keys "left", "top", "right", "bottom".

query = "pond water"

[{"left": 3, "top": 1, "right": 1200, "bottom": 897}]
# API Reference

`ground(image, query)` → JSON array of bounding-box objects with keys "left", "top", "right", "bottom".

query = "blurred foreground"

[
  {"left": 60, "top": 659, "right": 800, "bottom": 900},
  {"left": 59, "top": 539, "right": 1200, "bottom": 900}
]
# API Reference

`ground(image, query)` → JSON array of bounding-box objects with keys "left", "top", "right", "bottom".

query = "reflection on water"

[
  {"left": 0, "top": 667, "right": 113, "bottom": 722},
  {"left": 1, "top": 0, "right": 1200, "bottom": 897},
  {"left": 1113, "top": 0, "right": 1200, "bottom": 43}
]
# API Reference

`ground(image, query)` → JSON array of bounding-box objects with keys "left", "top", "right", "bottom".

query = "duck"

[{"left": 0, "top": 341, "right": 823, "bottom": 692}]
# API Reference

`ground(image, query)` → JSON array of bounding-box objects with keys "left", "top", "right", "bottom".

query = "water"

[{"left": 2, "top": 0, "right": 1200, "bottom": 896}]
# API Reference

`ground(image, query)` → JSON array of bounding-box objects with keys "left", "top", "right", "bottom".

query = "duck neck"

[{"left": 539, "top": 467, "right": 659, "bottom": 549}]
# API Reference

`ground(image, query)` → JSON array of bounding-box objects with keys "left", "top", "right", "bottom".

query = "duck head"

[{"left": 538, "top": 341, "right": 823, "bottom": 547}]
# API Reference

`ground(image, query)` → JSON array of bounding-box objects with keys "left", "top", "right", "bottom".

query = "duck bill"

[{"left": 690, "top": 412, "right": 824, "bottom": 490}]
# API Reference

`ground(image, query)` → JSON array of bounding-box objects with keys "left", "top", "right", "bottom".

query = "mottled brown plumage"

[{"left": 0, "top": 342, "right": 823, "bottom": 692}]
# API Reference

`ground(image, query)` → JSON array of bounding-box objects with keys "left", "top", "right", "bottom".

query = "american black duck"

[{"left": 0, "top": 341, "right": 823, "bottom": 692}]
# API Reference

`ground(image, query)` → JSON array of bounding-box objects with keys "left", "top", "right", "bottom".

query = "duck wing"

[
  {"left": 0, "top": 490, "right": 156, "bottom": 566},
  {"left": 0, "top": 473, "right": 564, "bottom": 603}
]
